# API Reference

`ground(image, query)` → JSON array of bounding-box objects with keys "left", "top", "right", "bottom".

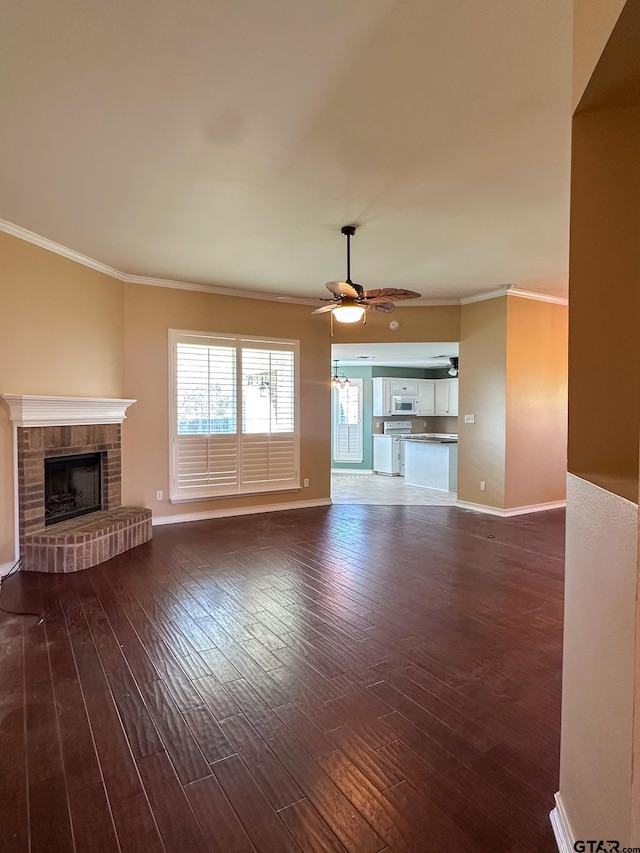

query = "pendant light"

[{"left": 331, "top": 360, "right": 351, "bottom": 387}]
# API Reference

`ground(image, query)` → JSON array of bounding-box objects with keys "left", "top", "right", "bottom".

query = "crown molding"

[
  {"left": 0, "top": 218, "right": 568, "bottom": 307},
  {"left": 460, "top": 286, "right": 511, "bottom": 304},
  {"left": 461, "top": 284, "right": 568, "bottom": 306},
  {"left": 1, "top": 394, "right": 136, "bottom": 427},
  {"left": 0, "top": 218, "right": 124, "bottom": 279},
  {"left": 507, "top": 286, "right": 568, "bottom": 306},
  {"left": 121, "top": 272, "right": 292, "bottom": 303},
  {"left": 0, "top": 219, "right": 304, "bottom": 303}
]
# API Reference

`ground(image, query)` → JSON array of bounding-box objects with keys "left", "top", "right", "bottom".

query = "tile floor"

[{"left": 331, "top": 471, "right": 457, "bottom": 505}]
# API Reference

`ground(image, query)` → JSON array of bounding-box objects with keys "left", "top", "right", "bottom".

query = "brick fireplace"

[{"left": 3, "top": 395, "right": 152, "bottom": 573}]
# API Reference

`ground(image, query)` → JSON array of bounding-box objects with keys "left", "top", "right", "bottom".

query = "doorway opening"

[{"left": 330, "top": 341, "right": 459, "bottom": 505}]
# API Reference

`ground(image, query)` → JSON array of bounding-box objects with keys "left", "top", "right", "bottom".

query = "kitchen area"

[
  {"left": 331, "top": 343, "right": 460, "bottom": 504},
  {"left": 372, "top": 375, "right": 458, "bottom": 491},
  {"left": 374, "top": 422, "right": 458, "bottom": 490}
]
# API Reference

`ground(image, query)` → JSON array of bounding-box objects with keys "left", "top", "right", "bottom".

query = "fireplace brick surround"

[
  {"left": 18, "top": 423, "right": 122, "bottom": 544},
  {"left": 3, "top": 395, "right": 151, "bottom": 573}
]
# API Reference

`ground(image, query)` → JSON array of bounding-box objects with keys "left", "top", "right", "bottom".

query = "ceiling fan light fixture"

[
  {"left": 312, "top": 225, "right": 420, "bottom": 328},
  {"left": 332, "top": 303, "right": 366, "bottom": 324}
]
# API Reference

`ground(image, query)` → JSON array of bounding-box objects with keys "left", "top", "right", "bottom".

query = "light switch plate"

[{"left": 464, "top": 414, "right": 475, "bottom": 424}]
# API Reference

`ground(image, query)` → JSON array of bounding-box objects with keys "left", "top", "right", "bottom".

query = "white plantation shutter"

[
  {"left": 240, "top": 347, "right": 297, "bottom": 487},
  {"left": 175, "top": 434, "right": 238, "bottom": 493},
  {"left": 174, "top": 340, "right": 238, "bottom": 495},
  {"left": 333, "top": 379, "right": 363, "bottom": 463},
  {"left": 241, "top": 434, "right": 297, "bottom": 485},
  {"left": 241, "top": 348, "right": 295, "bottom": 434},
  {"left": 170, "top": 331, "right": 299, "bottom": 501}
]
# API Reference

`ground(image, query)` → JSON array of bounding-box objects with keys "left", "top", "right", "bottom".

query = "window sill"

[{"left": 169, "top": 485, "right": 302, "bottom": 504}]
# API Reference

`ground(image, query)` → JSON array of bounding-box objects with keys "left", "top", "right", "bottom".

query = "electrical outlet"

[
  {"left": 303, "top": 478, "right": 309, "bottom": 487},
  {"left": 156, "top": 490, "right": 163, "bottom": 501},
  {"left": 480, "top": 481, "right": 486, "bottom": 491},
  {"left": 464, "top": 414, "right": 475, "bottom": 424}
]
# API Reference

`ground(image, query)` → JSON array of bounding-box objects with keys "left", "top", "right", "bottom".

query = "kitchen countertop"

[
  {"left": 373, "top": 432, "right": 458, "bottom": 442},
  {"left": 400, "top": 433, "right": 458, "bottom": 443}
]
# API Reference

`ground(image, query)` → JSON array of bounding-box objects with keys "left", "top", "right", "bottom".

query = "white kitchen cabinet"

[
  {"left": 417, "top": 379, "right": 435, "bottom": 415},
  {"left": 372, "top": 377, "right": 424, "bottom": 416},
  {"left": 388, "top": 378, "right": 418, "bottom": 395},
  {"left": 434, "top": 378, "right": 459, "bottom": 416},
  {"left": 449, "top": 378, "right": 459, "bottom": 416},
  {"left": 372, "top": 378, "right": 391, "bottom": 416},
  {"left": 373, "top": 434, "right": 402, "bottom": 475},
  {"left": 404, "top": 439, "right": 458, "bottom": 490},
  {"left": 373, "top": 376, "right": 456, "bottom": 417}
]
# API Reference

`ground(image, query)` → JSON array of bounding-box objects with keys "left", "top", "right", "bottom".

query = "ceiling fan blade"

[
  {"left": 326, "top": 281, "right": 360, "bottom": 298},
  {"left": 364, "top": 296, "right": 399, "bottom": 305},
  {"left": 313, "top": 229, "right": 422, "bottom": 322},
  {"left": 362, "top": 288, "right": 421, "bottom": 301},
  {"left": 365, "top": 301, "right": 396, "bottom": 313}
]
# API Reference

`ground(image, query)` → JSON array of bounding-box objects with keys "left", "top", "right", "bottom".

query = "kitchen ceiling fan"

[{"left": 312, "top": 225, "right": 421, "bottom": 324}]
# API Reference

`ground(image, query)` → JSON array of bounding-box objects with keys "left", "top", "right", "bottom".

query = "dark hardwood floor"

[{"left": 0, "top": 504, "right": 564, "bottom": 853}]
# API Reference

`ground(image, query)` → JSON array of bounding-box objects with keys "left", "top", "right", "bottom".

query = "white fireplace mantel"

[{"left": 2, "top": 394, "right": 137, "bottom": 427}]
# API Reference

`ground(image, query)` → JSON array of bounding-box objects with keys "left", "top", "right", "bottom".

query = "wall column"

[{"left": 556, "top": 2, "right": 640, "bottom": 845}]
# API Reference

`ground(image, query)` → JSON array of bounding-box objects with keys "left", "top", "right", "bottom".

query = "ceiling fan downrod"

[{"left": 341, "top": 225, "right": 357, "bottom": 286}]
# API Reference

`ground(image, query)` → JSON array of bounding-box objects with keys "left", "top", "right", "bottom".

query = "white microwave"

[{"left": 392, "top": 395, "right": 419, "bottom": 415}]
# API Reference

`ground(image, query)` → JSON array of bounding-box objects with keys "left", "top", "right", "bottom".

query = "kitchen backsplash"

[{"left": 372, "top": 415, "right": 459, "bottom": 434}]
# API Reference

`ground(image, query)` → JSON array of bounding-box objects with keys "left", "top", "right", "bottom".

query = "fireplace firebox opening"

[{"left": 44, "top": 452, "right": 103, "bottom": 525}]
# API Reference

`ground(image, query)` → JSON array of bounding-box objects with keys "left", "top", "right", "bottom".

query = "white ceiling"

[
  {"left": 0, "top": 0, "right": 572, "bottom": 303},
  {"left": 332, "top": 342, "right": 458, "bottom": 368}
]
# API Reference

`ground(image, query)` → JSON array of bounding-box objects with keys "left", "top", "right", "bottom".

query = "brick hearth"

[{"left": 22, "top": 507, "right": 152, "bottom": 573}]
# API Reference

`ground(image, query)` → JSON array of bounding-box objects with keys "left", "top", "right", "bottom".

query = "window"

[
  {"left": 332, "top": 378, "right": 363, "bottom": 463},
  {"left": 170, "top": 330, "right": 299, "bottom": 501}
]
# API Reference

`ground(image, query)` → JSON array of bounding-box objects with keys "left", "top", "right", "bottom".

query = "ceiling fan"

[{"left": 312, "top": 225, "right": 421, "bottom": 324}]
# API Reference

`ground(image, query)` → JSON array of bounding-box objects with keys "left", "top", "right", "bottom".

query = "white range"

[{"left": 372, "top": 421, "right": 413, "bottom": 475}]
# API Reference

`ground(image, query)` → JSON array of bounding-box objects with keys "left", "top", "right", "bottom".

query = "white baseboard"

[
  {"left": 153, "top": 498, "right": 332, "bottom": 526},
  {"left": 0, "top": 559, "right": 19, "bottom": 578},
  {"left": 331, "top": 468, "right": 374, "bottom": 475},
  {"left": 550, "top": 792, "right": 574, "bottom": 853},
  {"left": 456, "top": 499, "right": 566, "bottom": 517}
]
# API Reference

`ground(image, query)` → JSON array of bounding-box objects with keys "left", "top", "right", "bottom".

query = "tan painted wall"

[
  {"left": 505, "top": 297, "right": 568, "bottom": 508},
  {"left": 560, "top": 2, "right": 640, "bottom": 845},
  {"left": 329, "top": 304, "right": 460, "bottom": 345},
  {"left": 568, "top": 107, "right": 640, "bottom": 504},
  {"left": 0, "top": 233, "right": 124, "bottom": 564},
  {"left": 457, "top": 297, "right": 507, "bottom": 509},
  {"left": 561, "top": 474, "right": 637, "bottom": 844},
  {"left": 0, "top": 229, "right": 569, "bottom": 563},
  {"left": 573, "top": 0, "right": 626, "bottom": 109},
  {"left": 0, "top": 230, "right": 465, "bottom": 564},
  {"left": 122, "top": 283, "right": 331, "bottom": 517}
]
